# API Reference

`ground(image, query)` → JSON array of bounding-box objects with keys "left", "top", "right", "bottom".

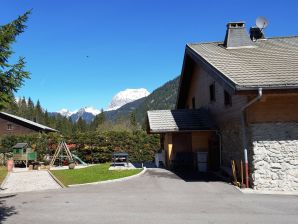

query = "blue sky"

[{"left": 2, "top": 0, "right": 298, "bottom": 112}]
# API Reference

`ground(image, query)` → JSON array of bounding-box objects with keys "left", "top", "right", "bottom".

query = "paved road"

[
  {"left": 0, "top": 170, "right": 61, "bottom": 194},
  {"left": 0, "top": 169, "right": 298, "bottom": 224}
]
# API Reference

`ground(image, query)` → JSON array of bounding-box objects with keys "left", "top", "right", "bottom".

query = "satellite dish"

[{"left": 256, "top": 16, "right": 269, "bottom": 30}]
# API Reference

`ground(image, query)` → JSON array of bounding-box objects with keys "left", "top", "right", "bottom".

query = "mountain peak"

[
  {"left": 83, "top": 107, "right": 101, "bottom": 115},
  {"left": 107, "top": 88, "right": 150, "bottom": 111},
  {"left": 57, "top": 108, "right": 72, "bottom": 117}
]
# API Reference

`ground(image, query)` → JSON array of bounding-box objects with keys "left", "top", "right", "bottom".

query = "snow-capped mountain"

[
  {"left": 57, "top": 107, "right": 101, "bottom": 123},
  {"left": 107, "top": 88, "right": 150, "bottom": 111},
  {"left": 84, "top": 107, "right": 101, "bottom": 115},
  {"left": 58, "top": 108, "right": 73, "bottom": 117},
  {"left": 69, "top": 108, "right": 98, "bottom": 123},
  {"left": 56, "top": 88, "right": 149, "bottom": 123},
  {"left": 58, "top": 107, "right": 100, "bottom": 118}
]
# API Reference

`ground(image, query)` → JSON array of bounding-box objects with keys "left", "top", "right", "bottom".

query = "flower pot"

[
  {"left": 69, "top": 163, "right": 76, "bottom": 169},
  {"left": 7, "top": 159, "right": 14, "bottom": 172}
]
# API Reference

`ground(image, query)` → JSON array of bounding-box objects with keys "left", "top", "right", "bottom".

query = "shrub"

[{"left": 0, "top": 131, "right": 160, "bottom": 163}]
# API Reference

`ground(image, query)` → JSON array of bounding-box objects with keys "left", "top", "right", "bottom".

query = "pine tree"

[
  {"left": 98, "top": 108, "right": 105, "bottom": 125},
  {"left": 90, "top": 108, "right": 106, "bottom": 131},
  {"left": 77, "top": 117, "right": 87, "bottom": 133},
  {"left": 44, "top": 110, "right": 50, "bottom": 125},
  {"left": 34, "top": 99, "right": 43, "bottom": 123},
  {"left": 27, "top": 97, "right": 34, "bottom": 119},
  {"left": 19, "top": 97, "right": 27, "bottom": 117},
  {"left": 0, "top": 11, "right": 31, "bottom": 109},
  {"left": 130, "top": 111, "right": 137, "bottom": 128}
]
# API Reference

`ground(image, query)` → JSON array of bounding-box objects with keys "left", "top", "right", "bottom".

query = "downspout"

[
  {"left": 216, "top": 131, "right": 222, "bottom": 166},
  {"left": 241, "top": 88, "right": 262, "bottom": 188}
]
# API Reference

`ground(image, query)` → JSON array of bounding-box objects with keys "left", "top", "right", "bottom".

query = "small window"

[
  {"left": 7, "top": 124, "right": 13, "bottom": 130},
  {"left": 224, "top": 91, "right": 232, "bottom": 106},
  {"left": 192, "top": 97, "right": 196, "bottom": 109},
  {"left": 209, "top": 83, "right": 216, "bottom": 102}
]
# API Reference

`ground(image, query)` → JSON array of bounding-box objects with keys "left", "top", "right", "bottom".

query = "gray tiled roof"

[
  {"left": 188, "top": 36, "right": 298, "bottom": 90},
  {"left": 12, "top": 143, "right": 28, "bottom": 149},
  {"left": 147, "top": 109, "right": 215, "bottom": 133},
  {"left": 0, "top": 112, "right": 58, "bottom": 132}
]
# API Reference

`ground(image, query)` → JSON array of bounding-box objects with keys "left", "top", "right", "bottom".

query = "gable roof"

[
  {"left": 0, "top": 112, "right": 58, "bottom": 133},
  {"left": 12, "top": 143, "right": 28, "bottom": 149},
  {"left": 147, "top": 109, "right": 216, "bottom": 133},
  {"left": 187, "top": 36, "right": 298, "bottom": 90}
]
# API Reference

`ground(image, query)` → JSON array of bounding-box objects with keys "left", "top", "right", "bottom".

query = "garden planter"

[
  {"left": 7, "top": 159, "right": 14, "bottom": 172},
  {"left": 69, "top": 163, "right": 76, "bottom": 169}
]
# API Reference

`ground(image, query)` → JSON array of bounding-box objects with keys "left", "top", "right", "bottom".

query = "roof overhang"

[
  {"left": 0, "top": 112, "right": 59, "bottom": 133},
  {"left": 177, "top": 41, "right": 298, "bottom": 108},
  {"left": 147, "top": 109, "right": 217, "bottom": 134},
  {"left": 176, "top": 45, "right": 237, "bottom": 109}
]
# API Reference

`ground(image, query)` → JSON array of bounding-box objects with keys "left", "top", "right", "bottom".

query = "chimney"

[{"left": 224, "top": 22, "right": 255, "bottom": 49}]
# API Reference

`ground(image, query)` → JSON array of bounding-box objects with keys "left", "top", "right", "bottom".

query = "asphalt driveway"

[{"left": 1, "top": 168, "right": 298, "bottom": 224}]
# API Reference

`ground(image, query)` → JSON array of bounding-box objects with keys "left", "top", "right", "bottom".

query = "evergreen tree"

[
  {"left": 44, "top": 110, "right": 50, "bottom": 126},
  {"left": 19, "top": 97, "right": 27, "bottom": 117},
  {"left": 77, "top": 117, "right": 87, "bottom": 133},
  {"left": 5, "top": 98, "right": 18, "bottom": 114},
  {"left": 0, "top": 11, "right": 31, "bottom": 109},
  {"left": 130, "top": 111, "right": 137, "bottom": 128},
  {"left": 27, "top": 97, "right": 34, "bottom": 119},
  {"left": 98, "top": 108, "right": 105, "bottom": 125},
  {"left": 34, "top": 99, "right": 43, "bottom": 123},
  {"left": 91, "top": 108, "right": 105, "bottom": 130}
]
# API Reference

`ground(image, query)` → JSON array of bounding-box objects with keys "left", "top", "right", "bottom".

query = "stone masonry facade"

[{"left": 250, "top": 123, "right": 298, "bottom": 191}]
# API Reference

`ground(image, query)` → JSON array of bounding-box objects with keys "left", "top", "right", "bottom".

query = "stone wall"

[{"left": 250, "top": 123, "right": 298, "bottom": 191}]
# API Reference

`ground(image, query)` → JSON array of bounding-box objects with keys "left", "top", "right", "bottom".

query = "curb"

[
  {"left": 233, "top": 185, "right": 298, "bottom": 196},
  {"left": 47, "top": 170, "right": 66, "bottom": 188},
  {"left": 0, "top": 171, "right": 10, "bottom": 190},
  {"left": 68, "top": 167, "right": 146, "bottom": 187}
]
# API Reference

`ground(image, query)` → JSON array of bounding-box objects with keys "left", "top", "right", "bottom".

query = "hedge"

[{"left": 0, "top": 131, "right": 160, "bottom": 164}]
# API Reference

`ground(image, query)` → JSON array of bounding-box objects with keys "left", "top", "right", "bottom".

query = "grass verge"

[
  {"left": 50, "top": 164, "right": 142, "bottom": 186},
  {"left": 0, "top": 166, "right": 8, "bottom": 185}
]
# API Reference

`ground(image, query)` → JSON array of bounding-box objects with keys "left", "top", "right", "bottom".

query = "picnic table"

[{"left": 112, "top": 152, "right": 129, "bottom": 167}]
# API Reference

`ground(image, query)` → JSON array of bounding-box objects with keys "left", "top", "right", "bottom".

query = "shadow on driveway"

[
  {"left": 145, "top": 167, "right": 230, "bottom": 183},
  {"left": 173, "top": 169, "right": 229, "bottom": 182},
  {"left": 0, "top": 194, "right": 17, "bottom": 224},
  {"left": 132, "top": 162, "right": 230, "bottom": 183}
]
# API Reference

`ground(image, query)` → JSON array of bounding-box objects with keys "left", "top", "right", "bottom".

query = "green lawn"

[
  {"left": 0, "top": 166, "right": 8, "bottom": 185},
  {"left": 51, "top": 164, "right": 142, "bottom": 186}
]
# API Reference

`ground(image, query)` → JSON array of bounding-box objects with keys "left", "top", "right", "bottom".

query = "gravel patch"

[{"left": 0, "top": 170, "right": 61, "bottom": 194}]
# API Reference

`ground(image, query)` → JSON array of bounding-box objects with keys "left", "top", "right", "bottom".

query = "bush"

[{"left": 0, "top": 131, "right": 160, "bottom": 163}]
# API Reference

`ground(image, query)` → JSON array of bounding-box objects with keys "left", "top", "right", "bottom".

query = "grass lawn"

[
  {"left": 51, "top": 163, "right": 142, "bottom": 186},
  {"left": 0, "top": 166, "right": 8, "bottom": 185}
]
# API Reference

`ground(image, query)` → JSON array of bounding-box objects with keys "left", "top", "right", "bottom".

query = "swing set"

[{"left": 50, "top": 141, "right": 87, "bottom": 167}]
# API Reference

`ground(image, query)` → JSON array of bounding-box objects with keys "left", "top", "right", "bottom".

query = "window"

[
  {"left": 209, "top": 83, "right": 216, "bottom": 102},
  {"left": 192, "top": 97, "right": 196, "bottom": 109},
  {"left": 7, "top": 124, "right": 13, "bottom": 130},
  {"left": 224, "top": 91, "right": 232, "bottom": 106}
]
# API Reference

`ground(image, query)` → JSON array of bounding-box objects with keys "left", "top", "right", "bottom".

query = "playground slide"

[{"left": 72, "top": 154, "right": 88, "bottom": 166}]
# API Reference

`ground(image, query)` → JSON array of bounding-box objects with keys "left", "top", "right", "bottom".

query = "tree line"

[{"left": 3, "top": 97, "right": 140, "bottom": 135}]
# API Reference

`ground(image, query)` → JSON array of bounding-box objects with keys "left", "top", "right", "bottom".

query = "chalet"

[
  {"left": 0, "top": 111, "right": 58, "bottom": 135},
  {"left": 147, "top": 21, "right": 298, "bottom": 191}
]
